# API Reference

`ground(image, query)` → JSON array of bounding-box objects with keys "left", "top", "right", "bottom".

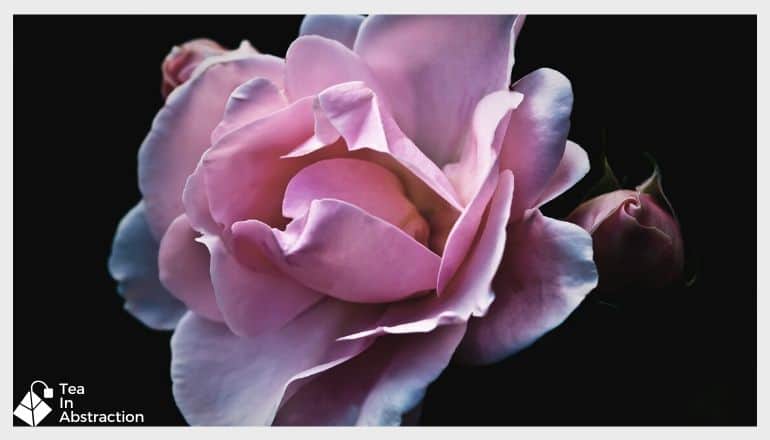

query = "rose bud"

[
  {"left": 567, "top": 170, "right": 684, "bottom": 293},
  {"left": 161, "top": 39, "right": 258, "bottom": 98}
]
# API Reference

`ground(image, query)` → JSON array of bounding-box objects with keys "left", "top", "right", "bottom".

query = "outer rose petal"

[
  {"left": 204, "top": 235, "right": 322, "bottom": 338},
  {"left": 500, "top": 68, "right": 574, "bottom": 221},
  {"left": 210, "top": 77, "right": 288, "bottom": 144},
  {"left": 139, "top": 53, "right": 286, "bottom": 239},
  {"left": 108, "top": 202, "right": 186, "bottom": 330},
  {"left": 231, "top": 199, "right": 440, "bottom": 304},
  {"left": 171, "top": 300, "right": 382, "bottom": 425},
  {"left": 299, "top": 14, "right": 365, "bottom": 49},
  {"left": 157, "top": 214, "right": 222, "bottom": 322},
  {"left": 533, "top": 140, "right": 590, "bottom": 208},
  {"left": 457, "top": 210, "right": 598, "bottom": 365},
  {"left": 340, "top": 171, "right": 514, "bottom": 339},
  {"left": 354, "top": 15, "right": 523, "bottom": 166},
  {"left": 275, "top": 323, "right": 466, "bottom": 425},
  {"left": 285, "top": 36, "right": 382, "bottom": 102}
]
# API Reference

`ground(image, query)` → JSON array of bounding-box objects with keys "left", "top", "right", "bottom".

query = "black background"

[{"left": 13, "top": 15, "right": 757, "bottom": 426}]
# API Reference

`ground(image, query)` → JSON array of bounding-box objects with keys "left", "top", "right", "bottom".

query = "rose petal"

[
  {"left": 201, "top": 234, "right": 322, "bottom": 337},
  {"left": 532, "top": 140, "right": 590, "bottom": 208},
  {"left": 171, "top": 300, "right": 382, "bottom": 425},
  {"left": 139, "top": 54, "right": 286, "bottom": 239},
  {"left": 566, "top": 190, "right": 638, "bottom": 233},
  {"left": 231, "top": 198, "right": 441, "bottom": 304},
  {"left": 202, "top": 97, "right": 321, "bottom": 230},
  {"left": 108, "top": 202, "right": 186, "bottom": 330},
  {"left": 457, "top": 209, "right": 598, "bottom": 365},
  {"left": 283, "top": 158, "right": 429, "bottom": 243},
  {"left": 285, "top": 36, "right": 382, "bottom": 102},
  {"left": 354, "top": 15, "right": 523, "bottom": 166},
  {"left": 284, "top": 81, "right": 463, "bottom": 253},
  {"left": 157, "top": 214, "right": 222, "bottom": 322},
  {"left": 438, "top": 90, "right": 526, "bottom": 295},
  {"left": 299, "top": 14, "right": 365, "bottom": 49},
  {"left": 275, "top": 323, "right": 466, "bottom": 425},
  {"left": 339, "top": 170, "right": 514, "bottom": 339},
  {"left": 210, "top": 77, "right": 288, "bottom": 144},
  {"left": 444, "top": 90, "right": 524, "bottom": 204},
  {"left": 500, "top": 68, "right": 574, "bottom": 221}
]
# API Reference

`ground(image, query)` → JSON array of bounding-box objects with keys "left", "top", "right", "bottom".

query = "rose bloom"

[{"left": 109, "top": 15, "right": 598, "bottom": 425}]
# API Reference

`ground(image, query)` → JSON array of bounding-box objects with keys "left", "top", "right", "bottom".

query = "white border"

[{"left": 2, "top": 1, "right": 764, "bottom": 439}]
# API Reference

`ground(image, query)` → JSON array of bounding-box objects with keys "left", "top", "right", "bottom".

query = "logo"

[{"left": 14, "top": 380, "right": 54, "bottom": 426}]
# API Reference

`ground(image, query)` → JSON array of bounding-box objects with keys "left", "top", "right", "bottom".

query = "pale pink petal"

[
  {"left": 108, "top": 202, "right": 186, "bottom": 330},
  {"left": 171, "top": 300, "right": 382, "bottom": 425},
  {"left": 275, "top": 323, "right": 466, "bottom": 425},
  {"left": 354, "top": 15, "right": 523, "bottom": 166},
  {"left": 139, "top": 54, "right": 286, "bottom": 239},
  {"left": 202, "top": 235, "right": 322, "bottom": 338},
  {"left": 181, "top": 160, "right": 219, "bottom": 236},
  {"left": 457, "top": 210, "right": 598, "bottom": 365},
  {"left": 285, "top": 81, "right": 463, "bottom": 253},
  {"left": 158, "top": 214, "right": 222, "bottom": 322},
  {"left": 210, "top": 77, "right": 288, "bottom": 144},
  {"left": 283, "top": 158, "right": 429, "bottom": 243},
  {"left": 437, "top": 90, "right": 525, "bottom": 295},
  {"left": 499, "top": 68, "right": 574, "bottom": 221},
  {"left": 444, "top": 90, "right": 524, "bottom": 204},
  {"left": 231, "top": 198, "right": 440, "bottom": 304},
  {"left": 339, "top": 171, "right": 514, "bottom": 339},
  {"left": 299, "top": 14, "right": 365, "bottom": 49},
  {"left": 532, "top": 140, "right": 590, "bottom": 208},
  {"left": 201, "top": 97, "right": 320, "bottom": 230},
  {"left": 285, "top": 36, "right": 381, "bottom": 102}
]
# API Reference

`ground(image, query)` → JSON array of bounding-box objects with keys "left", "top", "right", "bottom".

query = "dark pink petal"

[
  {"left": 275, "top": 323, "right": 466, "bottom": 425},
  {"left": 108, "top": 202, "right": 186, "bottom": 330},
  {"left": 285, "top": 36, "right": 382, "bottom": 102},
  {"left": 231, "top": 198, "right": 440, "bottom": 304},
  {"left": 210, "top": 77, "right": 288, "bottom": 144},
  {"left": 457, "top": 210, "right": 598, "bottom": 365},
  {"left": 566, "top": 190, "right": 637, "bottom": 233},
  {"left": 202, "top": 235, "right": 322, "bottom": 337},
  {"left": 161, "top": 38, "right": 227, "bottom": 99},
  {"left": 283, "top": 158, "right": 429, "bottom": 243},
  {"left": 339, "top": 171, "right": 513, "bottom": 339},
  {"left": 532, "top": 140, "right": 590, "bottom": 208},
  {"left": 354, "top": 15, "right": 523, "bottom": 166},
  {"left": 299, "top": 14, "right": 365, "bottom": 49},
  {"left": 171, "top": 300, "right": 382, "bottom": 425},
  {"left": 499, "top": 68, "right": 574, "bottom": 221},
  {"left": 568, "top": 191, "right": 684, "bottom": 292},
  {"left": 158, "top": 214, "right": 222, "bottom": 322},
  {"left": 139, "top": 54, "right": 286, "bottom": 239}
]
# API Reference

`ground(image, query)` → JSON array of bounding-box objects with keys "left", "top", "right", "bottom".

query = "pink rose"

[
  {"left": 109, "top": 15, "right": 598, "bottom": 425},
  {"left": 567, "top": 170, "right": 684, "bottom": 293}
]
